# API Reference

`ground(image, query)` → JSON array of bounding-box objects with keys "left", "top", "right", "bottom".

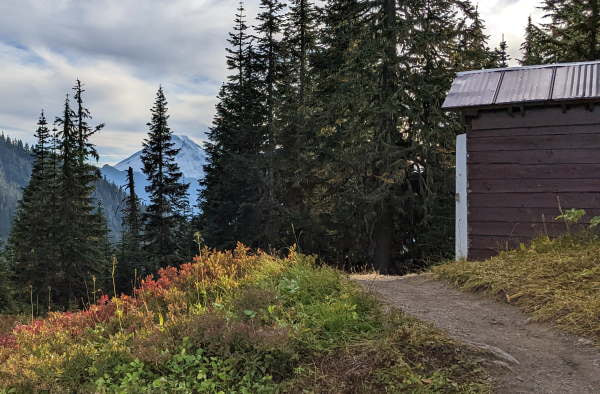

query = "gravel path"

[{"left": 353, "top": 273, "right": 600, "bottom": 394}]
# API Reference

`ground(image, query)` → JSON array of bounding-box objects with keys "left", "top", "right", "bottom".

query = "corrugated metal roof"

[
  {"left": 552, "top": 63, "right": 600, "bottom": 99},
  {"left": 442, "top": 72, "right": 501, "bottom": 108},
  {"left": 443, "top": 60, "right": 600, "bottom": 109}
]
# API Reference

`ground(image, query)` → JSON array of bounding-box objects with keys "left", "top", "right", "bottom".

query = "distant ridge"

[{"left": 0, "top": 134, "right": 126, "bottom": 241}]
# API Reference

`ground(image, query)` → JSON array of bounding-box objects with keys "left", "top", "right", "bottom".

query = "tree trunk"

[
  {"left": 373, "top": 0, "right": 398, "bottom": 273},
  {"left": 374, "top": 200, "right": 393, "bottom": 273},
  {"left": 590, "top": 0, "right": 599, "bottom": 59}
]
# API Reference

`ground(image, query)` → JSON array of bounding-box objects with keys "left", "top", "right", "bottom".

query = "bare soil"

[{"left": 353, "top": 273, "right": 600, "bottom": 394}]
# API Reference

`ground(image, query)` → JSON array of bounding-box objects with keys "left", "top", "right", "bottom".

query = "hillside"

[
  {"left": 0, "top": 134, "right": 126, "bottom": 242},
  {"left": 0, "top": 248, "right": 491, "bottom": 392}
]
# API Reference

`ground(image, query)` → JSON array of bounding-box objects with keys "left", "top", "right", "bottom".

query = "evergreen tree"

[
  {"left": 141, "top": 87, "right": 190, "bottom": 269},
  {"left": 400, "top": 0, "right": 491, "bottom": 266},
  {"left": 302, "top": 0, "right": 497, "bottom": 272},
  {"left": 117, "top": 166, "right": 144, "bottom": 292},
  {"left": 123, "top": 167, "right": 142, "bottom": 251},
  {"left": 178, "top": 202, "right": 197, "bottom": 263},
  {"left": 303, "top": 0, "right": 369, "bottom": 266},
  {"left": 495, "top": 34, "right": 510, "bottom": 67},
  {"left": 0, "top": 242, "right": 16, "bottom": 312},
  {"left": 54, "top": 82, "right": 110, "bottom": 309},
  {"left": 521, "top": 16, "right": 547, "bottom": 65},
  {"left": 254, "top": 0, "right": 286, "bottom": 248},
  {"left": 274, "top": 0, "right": 320, "bottom": 252},
  {"left": 540, "top": 0, "right": 600, "bottom": 62},
  {"left": 200, "top": 0, "right": 504, "bottom": 273},
  {"left": 200, "top": 2, "right": 265, "bottom": 250},
  {"left": 453, "top": 6, "right": 499, "bottom": 69},
  {"left": 8, "top": 111, "right": 55, "bottom": 309}
]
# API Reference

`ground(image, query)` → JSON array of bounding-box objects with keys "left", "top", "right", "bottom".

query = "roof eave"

[{"left": 442, "top": 97, "right": 600, "bottom": 112}]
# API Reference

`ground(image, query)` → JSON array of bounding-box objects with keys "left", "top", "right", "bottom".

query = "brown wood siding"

[{"left": 467, "top": 104, "right": 600, "bottom": 260}]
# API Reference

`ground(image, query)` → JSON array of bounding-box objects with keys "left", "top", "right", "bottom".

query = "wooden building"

[{"left": 443, "top": 61, "right": 600, "bottom": 260}]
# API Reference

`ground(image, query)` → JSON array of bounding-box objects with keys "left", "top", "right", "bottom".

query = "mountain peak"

[{"left": 114, "top": 134, "right": 206, "bottom": 178}]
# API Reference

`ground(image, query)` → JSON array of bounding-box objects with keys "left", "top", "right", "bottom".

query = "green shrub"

[{"left": 1, "top": 247, "right": 491, "bottom": 393}]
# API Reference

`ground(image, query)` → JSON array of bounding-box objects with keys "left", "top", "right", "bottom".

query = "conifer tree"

[
  {"left": 9, "top": 112, "right": 55, "bottom": 308},
  {"left": 274, "top": 0, "right": 320, "bottom": 251},
  {"left": 304, "top": 0, "right": 368, "bottom": 264},
  {"left": 495, "top": 34, "right": 510, "bottom": 67},
  {"left": 540, "top": 0, "right": 600, "bottom": 62},
  {"left": 0, "top": 242, "right": 15, "bottom": 312},
  {"left": 399, "top": 0, "right": 494, "bottom": 265},
  {"left": 141, "top": 87, "right": 190, "bottom": 269},
  {"left": 54, "top": 82, "right": 110, "bottom": 309},
  {"left": 200, "top": 2, "right": 265, "bottom": 250},
  {"left": 305, "top": 0, "right": 499, "bottom": 272},
  {"left": 307, "top": 0, "right": 405, "bottom": 272},
  {"left": 123, "top": 167, "right": 142, "bottom": 250},
  {"left": 453, "top": 6, "right": 499, "bottom": 69},
  {"left": 521, "top": 16, "right": 548, "bottom": 65},
  {"left": 117, "top": 166, "right": 144, "bottom": 291},
  {"left": 200, "top": 0, "right": 505, "bottom": 273},
  {"left": 254, "top": 0, "right": 286, "bottom": 247}
]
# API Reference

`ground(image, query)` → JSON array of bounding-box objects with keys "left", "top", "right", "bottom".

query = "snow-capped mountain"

[
  {"left": 114, "top": 135, "right": 206, "bottom": 178},
  {"left": 101, "top": 135, "right": 206, "bottom": 207}
]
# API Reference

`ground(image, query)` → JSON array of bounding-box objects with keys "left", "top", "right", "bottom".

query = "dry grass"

[
  {"left": 434, "top": 234, "right": 600, "bottom": 343},
  {"left": 0, "top": 315, "right": 27, "bottom": 336}
]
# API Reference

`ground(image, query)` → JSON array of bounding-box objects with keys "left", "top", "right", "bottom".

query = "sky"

[{"left": 0, "top": 0, "right": 543, "bottom": 166}]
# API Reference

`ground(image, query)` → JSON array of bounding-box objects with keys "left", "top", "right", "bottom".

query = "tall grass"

[{"left": 434, "top": 233, "right": 600, "bottom": 343}]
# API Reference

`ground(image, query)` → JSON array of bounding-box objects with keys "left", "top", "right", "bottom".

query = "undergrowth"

[
  {"left": 0, "top": 244, "right": 490, "bottom": 393},
  {"left": 434, "top": 233, "right": 600, "bottom": 344}
]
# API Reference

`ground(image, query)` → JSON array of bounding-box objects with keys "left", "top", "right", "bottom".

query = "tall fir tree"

[
  {"left": 0, "top": 241, "right": 16, "bottom": 312},
  {"left": 200, "top": 0, "right": 507, "bottom": 273},
  {"left": 200, "top": 2, "right": 265, "bottom": 250},
  {"left": 254, "top": 0, "right": 286, "bottom": 248},
  {"left": 453, "top": 5, "right": 499, "bottom": 69},
  {"left": 9, "top": 111, "right": 56, "bottom": 309},
  {"left": 305, "top": 0, "right": 370, "bottom": 266},
  {"left": 495, "top": 34, "right": 510, "bottom": 67},
  {"left": 299, "top": 0, "right": 499, "bottom": 272},
  {"left": 274, "top": 0, "right": 320, "bottom": 252},
  {"left": 141, "top": 87, "right": 190, "bottom": 269},
  {"left": 117, "top": 166, "right": 145, "bottom": 292},
  {"left": 54, "top": 82, "right": 110, "bottom": 309},
  {"left": 540, "top": 0, "right": 600, "bottom": 62},
  {"left": 400, "top": 0, "right": 494, "bottom": 266},
  {"left": 521, "top": 16, "right": 547, "bottom": 65}
]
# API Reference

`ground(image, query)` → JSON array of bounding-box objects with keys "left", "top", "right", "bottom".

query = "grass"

[
  {"left": 0, "top": 245, "right": 491, "bottom": 393},
  {"left": 434, "top": 233, "right": 600, "bottom": 344}
]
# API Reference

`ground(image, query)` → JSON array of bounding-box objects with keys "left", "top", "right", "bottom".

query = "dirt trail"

[{"left": 353, "top": 273, "right": 600, "bottom": 394}]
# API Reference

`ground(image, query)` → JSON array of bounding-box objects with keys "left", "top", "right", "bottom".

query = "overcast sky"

[{"left": 0, "top": 0, "right": 543, "bottom": 166}]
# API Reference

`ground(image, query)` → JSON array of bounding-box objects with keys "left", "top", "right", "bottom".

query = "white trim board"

[{"left": 455, "top": 134, "right": 468, "bottom": 260}]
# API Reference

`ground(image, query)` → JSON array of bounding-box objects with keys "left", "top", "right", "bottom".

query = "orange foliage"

[{"left": 0, "top": 243, "right": 266, "bottom": 350}]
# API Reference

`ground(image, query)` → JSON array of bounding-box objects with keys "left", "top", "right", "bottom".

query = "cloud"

[
  {"left": 475, "top": 0, "right": 545, "bottom": 63},
  {"left": 0, "top": 0, "right": 264, "bottom": 165},
  {"left": 0, "top": 0, "right": 540, "bottom": 165}
]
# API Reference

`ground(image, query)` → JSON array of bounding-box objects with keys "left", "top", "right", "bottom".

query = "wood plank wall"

[{"left": 467, "top": 104, "right": 600, "bottom": 260}]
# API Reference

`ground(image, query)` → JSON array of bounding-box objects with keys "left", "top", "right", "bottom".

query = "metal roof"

[{"left": 442, "top": 60, "right": 600, "bottom": 110}]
